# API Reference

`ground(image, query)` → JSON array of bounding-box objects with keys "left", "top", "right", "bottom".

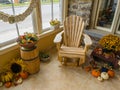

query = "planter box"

[
  {"left": 51, "top": 24, "right": 60, "bottom": 30},
  {"left": 91, "top": 47, "right": 120, "bottom": 69}
]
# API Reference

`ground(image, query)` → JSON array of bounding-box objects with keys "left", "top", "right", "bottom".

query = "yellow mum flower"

[{"left": 99, "top": 34, "right": 120, "bottom": 52}]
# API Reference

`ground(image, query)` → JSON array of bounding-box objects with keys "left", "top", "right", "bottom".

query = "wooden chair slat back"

[{"left": 63, "top": 15, "right": 84, "bottom": 47}]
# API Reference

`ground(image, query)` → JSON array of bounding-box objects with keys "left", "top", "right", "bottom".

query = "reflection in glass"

[
  {"left": 41, "top": 0, "right": 61, "bottom": 29},
  {"left": 97, "top": 0, "right": 117, "bottom": 28},
  {"left": 118, "top": 24, "right": 120, "bottom": 31}
]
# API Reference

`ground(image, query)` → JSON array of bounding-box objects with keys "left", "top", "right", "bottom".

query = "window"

[
  {"left": 40, "top": 0, "right": 62, "bottom": 30},
  {"left": 0, "top": 0, "right": 64, "bottom": 48},
  {"left": 0, "top": 0, "right": 34, "bottom": 48},
  {"left": 92, "top": 0, "right": 120, "bottom": 34}
]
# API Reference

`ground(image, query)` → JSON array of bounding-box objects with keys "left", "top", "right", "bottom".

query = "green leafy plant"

[
  {"left": 39, "top": 52, "right": 50, "bottom": 62},
  {"left": 39, "top": 52, "right": 49, "bottom": 58},
  {"left": 49, "top": 19, "right": 60, "bottom": 26}
]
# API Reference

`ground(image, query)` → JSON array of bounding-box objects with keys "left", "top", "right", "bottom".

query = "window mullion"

[
  {"left": 11, "top": 0, "right": 20, "bottom": 36},
  {"left": 62, "top": 0, "right": 68, "bottom": 22},
  {"left": 51, "top": 0, "right": 53, "bottom": 20},
  {"left": 34, "top": 0, "right": 42, "bottom": 34}
]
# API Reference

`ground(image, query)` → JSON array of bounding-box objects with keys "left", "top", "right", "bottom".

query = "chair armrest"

[
  {"left": 54, "top": 31, "right": 64, "bottom": 43},
  {"left": 83, "top": 34, "right": 92, "bottom": 52},
  {"left": 83, "top": 34, "right": 92, "bottom": 46}
]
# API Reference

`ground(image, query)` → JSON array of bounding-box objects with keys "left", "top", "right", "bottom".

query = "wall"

[{"left": 68, "top": 0, "right": 93, "bottom": 27}]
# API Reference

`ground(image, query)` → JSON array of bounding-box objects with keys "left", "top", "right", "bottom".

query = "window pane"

[
  {"left": 97, "top": 0, "right": 117, "bottom": 29},
  {"left": 17, "top": 15, "right": 34, "bottom": 35},
  {"left": 41, "top": 0, "right": 51, "bottom": 29},
  {"left": 0, "top": 21, "right": 17, "bottom": 46},
  {"left": 0, "top": 1, "right": 17, "bottom": 47},
  {"left": 53, "top": 0, "right": 60, "bottom": 20},
  {"left": 13, "top": 0, "right": 33, "bottom": 35},
  {"left": 0, "top": 0, "right": 34, "bottom": 47},
  {"left": 41, "top": 0, "right": 61, "bottom": 30}
]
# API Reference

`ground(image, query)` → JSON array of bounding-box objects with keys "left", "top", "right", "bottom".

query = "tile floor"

[{"left": 1, "top": 48, "right": 120, "bottom": 90}]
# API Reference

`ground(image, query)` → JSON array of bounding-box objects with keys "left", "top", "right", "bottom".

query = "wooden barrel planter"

[{"left": 20, "top": 46, "right": 40, "bottom": 74}]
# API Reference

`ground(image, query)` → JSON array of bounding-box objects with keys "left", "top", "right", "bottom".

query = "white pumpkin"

[
  {"left": 101, "top": 72, "right": 109, "bottom": 80},
  {"left": 14, "top": 77, "right": 23, "bottom": 86},
  {"left": 97, "top": 76, "right": 103, "bottom": 82}
]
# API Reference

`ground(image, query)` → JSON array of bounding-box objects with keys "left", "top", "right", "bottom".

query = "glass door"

[{"left": 95, "top": 0, "right": 118, "bottom": 32}]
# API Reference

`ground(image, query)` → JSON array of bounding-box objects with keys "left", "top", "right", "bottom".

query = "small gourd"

[
  {"left": 4, "top": 82, "right": 12, "bottom": 88},
  {"left": 14, "top": 77, "right": 23, "bottom": 86},
  {"left": 97, "top": 76, "right": 103, "bottom": 82},
  {"left": 92, "top": 69, "right": 101, "bottom": 77},
  {"left": 20, "top": 71, "right": 28, "bottom": 79},
  {"left": 107, "top": 70, "right": 115, "bottom": 78},
  {"left": 101, "top": 72, "right": 109, "bottom": 80}
]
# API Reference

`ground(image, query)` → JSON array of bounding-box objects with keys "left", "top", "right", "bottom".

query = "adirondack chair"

[{"left": 54, "top": 15, "right": 92, "bottom": 66}]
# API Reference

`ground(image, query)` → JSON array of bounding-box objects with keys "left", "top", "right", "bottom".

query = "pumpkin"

[
  {"left": 92, "top": 69, "right": 101, "bottom": 77},
  {"left": 20, "top": 71, "right": 28, "bottom": 79},
  {"left": 101, "top": 72, "right": 109, "bottom": 80},
  {"left": 4, "top": 82, "right": 12, "bottom": 88},
  {"left": 97, "top": 76, "right": 103, "bottom": 82},
  {"left": 107, "top": 70, "right": 115, "bottom": 78},
  {"left": 14, "top": 77, "right": 23, "bottom": 86}
]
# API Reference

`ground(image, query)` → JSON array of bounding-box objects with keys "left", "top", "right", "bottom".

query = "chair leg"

[
  {"left": 79, "top": 55, "right": 86, "bottom": 65},
  {"left": 62, "top": 57, "right": 67, "bottom": 65},
  {"left": 58, "top": 56, "right": 64, "bottom": 65},
  {"left": 77, "top": 59, "right": 79, "bottom": 66},
  {"left": 58, "top": 56, "right": 62, "bottom": 62}
]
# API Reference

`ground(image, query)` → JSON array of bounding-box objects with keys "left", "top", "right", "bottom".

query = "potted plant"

[
  {"left": 39, "top": 52, "right": 50, "bottom": 62},
  {"left": 17, "top": 32, "right": 38, "bottom": 49},
  {"left": 99, "top": 34, "right": 120, "bottom": 52},
  {"left": 49, "top": 19, "right": 60, "bottom": 30}
]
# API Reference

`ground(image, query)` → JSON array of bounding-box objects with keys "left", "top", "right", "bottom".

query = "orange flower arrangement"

[
  {"left": 17, "top": 32, "right": 38, "bottom": 48},
  {"left": 99, "top": 34, "right": 120, "bottom": 52}
]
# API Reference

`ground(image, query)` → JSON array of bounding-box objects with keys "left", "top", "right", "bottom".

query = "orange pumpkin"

[
  {"left": 108, "top": 70, "right": 115, "bottom": 78},
  {"left": 92, "top": 69, "right": 101, "bottom": 77},
  {"left": 4, "top": 82, "right": 12, "bottom": 88},
  {"left": 20, "top": 71, "right": 28, "bottom": 79}
]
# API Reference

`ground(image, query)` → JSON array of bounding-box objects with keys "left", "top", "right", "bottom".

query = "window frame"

[
  {"left": 0, "top": 0, "right": 68, "bottom": 50},
  {"left": 0, "top": 0, "right": 35, "bottom": 48},
  {"left": 90, "top": 0, "right": 120, "bottom": 35},
  {"left": 35, "top": 0, "right": 67, "bottom": 33}
]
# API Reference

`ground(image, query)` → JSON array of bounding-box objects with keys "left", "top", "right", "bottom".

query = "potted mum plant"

[
  {"left": 98, "top": 34, "right": 120, "bottom": 58},
  {"left": 49, "top": 19, "right": 60, "bottom": 30},
  {"left": 99, "top": 34, "right": 120, "bottom": 53},
  {"left": 17, "top": 32, "right": 38, "bottom": 50}
]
